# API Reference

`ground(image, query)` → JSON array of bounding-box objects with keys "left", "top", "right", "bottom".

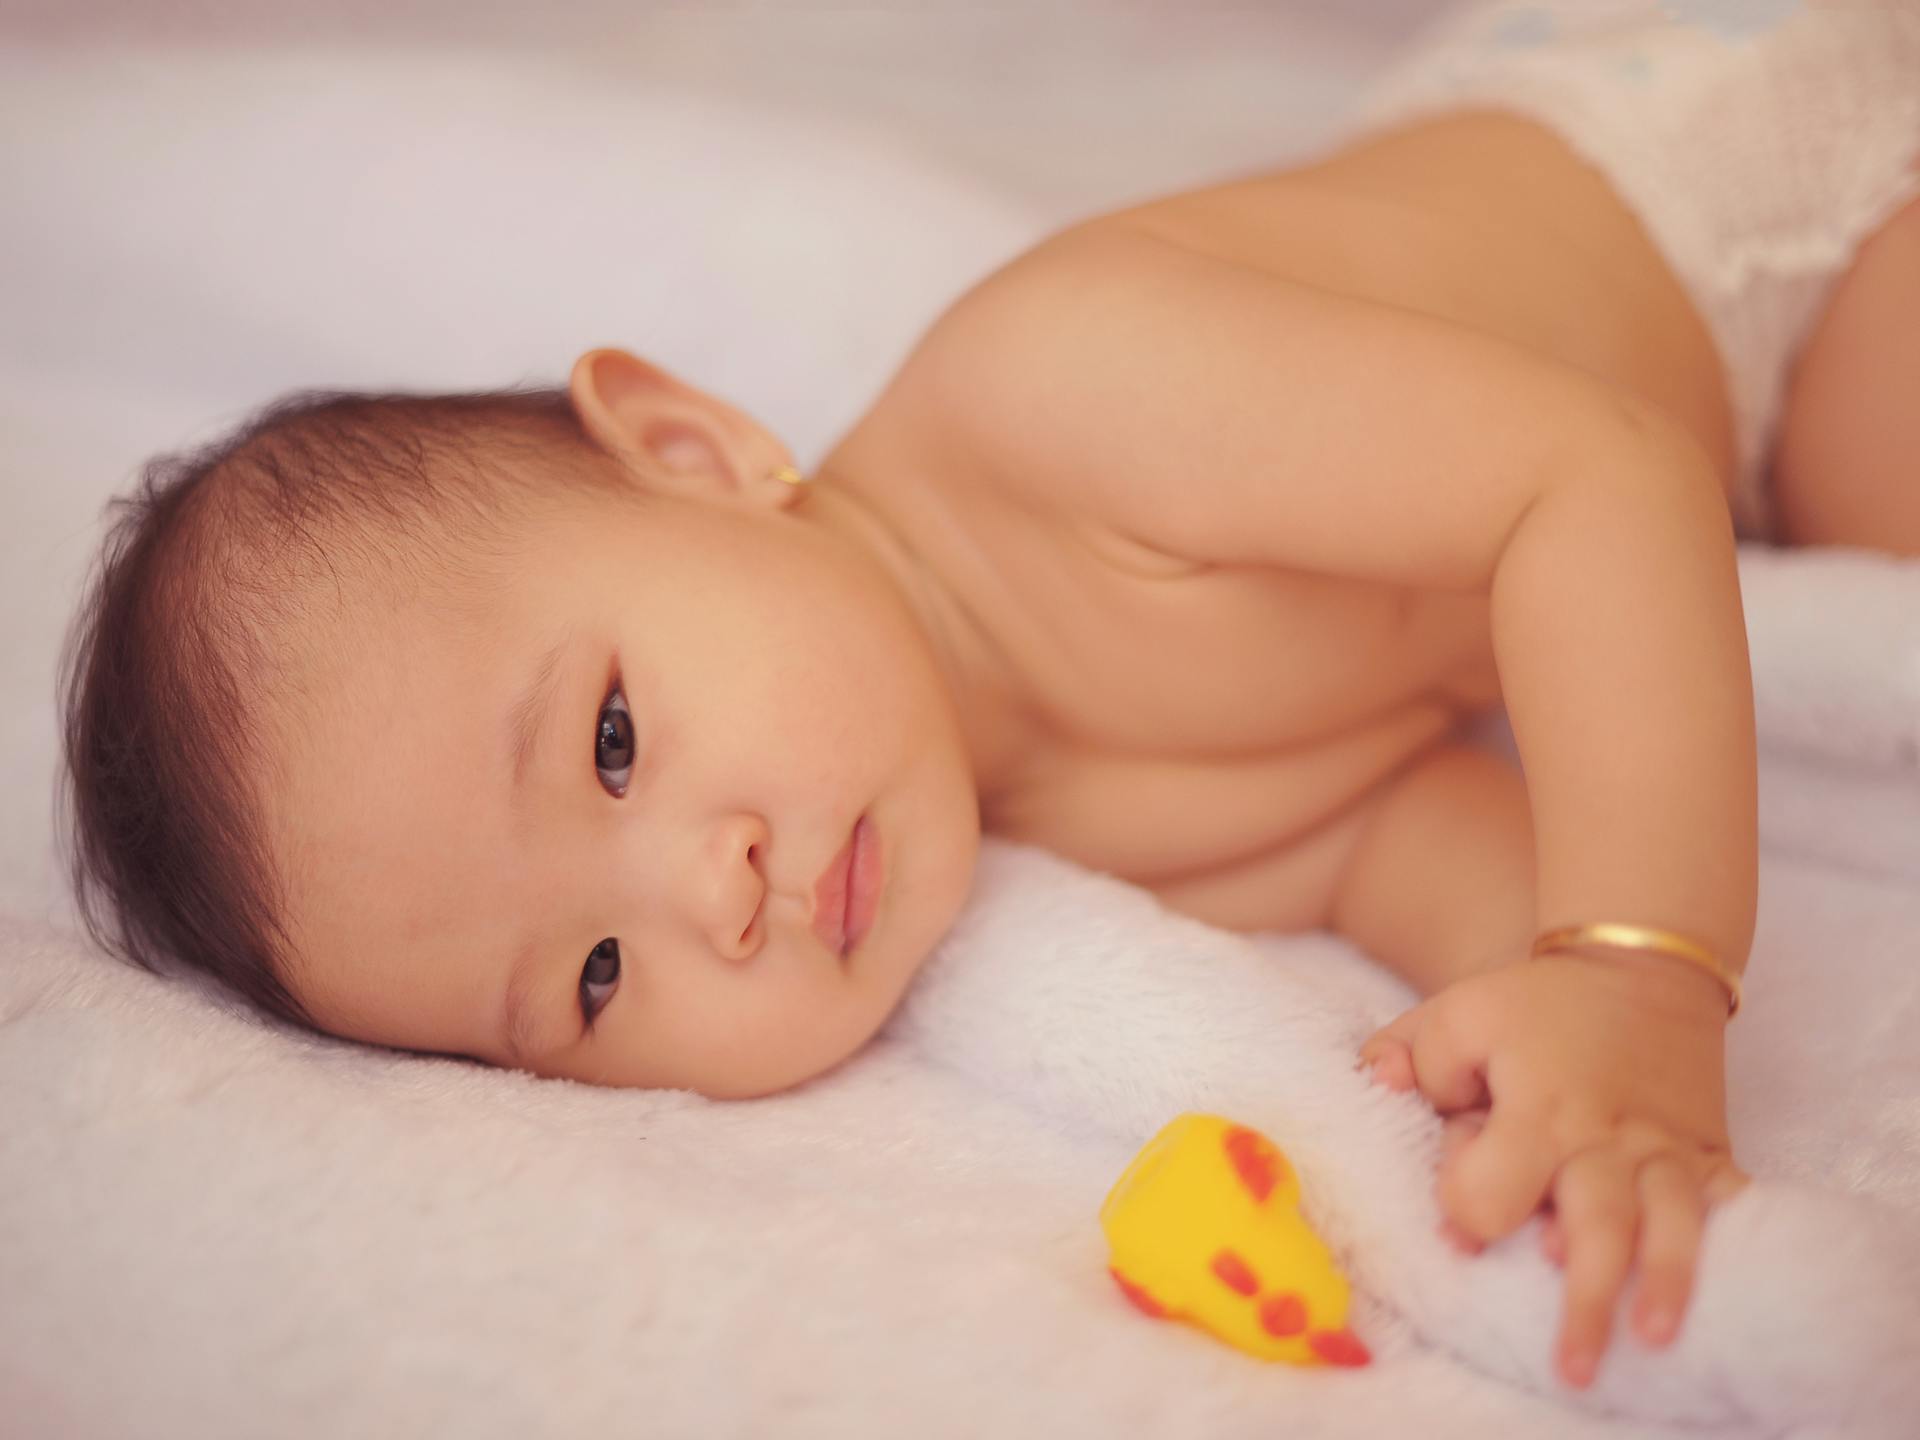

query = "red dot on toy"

[
  {"left": 1223, "top": 1125, "right": 1286, "bottom": 1203},
  {"left": 1109, "top": 1266, "right": 1169, "bottom": 1319},
  {"left": 1210, "top": 1249, "right": 1260, "bottom": 1296},
  {"left": 1308, "top": 1327, "right": 1372, "bottom": 1367},
  {"left": 1259, "top": 1292, "right": 1308, "bottom": 1337}
]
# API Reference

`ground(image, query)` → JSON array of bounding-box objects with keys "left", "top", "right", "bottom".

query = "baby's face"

[{"left": 268, "top": 480, "right": 981, "bottom": 1096}]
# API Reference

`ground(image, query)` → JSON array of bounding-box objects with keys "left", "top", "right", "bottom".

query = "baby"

[{"left": 57, "top": 1, "right": 1920, "bottom": 1396}]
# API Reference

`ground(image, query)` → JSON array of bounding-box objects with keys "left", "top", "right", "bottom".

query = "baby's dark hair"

[{"left": 57, "top": 384, "right": 620, "bottom": 1032}]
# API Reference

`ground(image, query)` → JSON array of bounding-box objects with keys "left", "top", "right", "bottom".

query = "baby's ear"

[
  {"left": 567, "top": 347, "right": 695, "bottom": 470},
  {"left": 566, "top": 347, "right": 772, "bottom": 506}
]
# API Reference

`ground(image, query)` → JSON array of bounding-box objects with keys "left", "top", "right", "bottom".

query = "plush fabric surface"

[
  {"left": 4, "top": 21, "right": 1918, "bottom": 1440},
  {"left": 4, "top": 802, "right": 1918, "bottom": 1438}
]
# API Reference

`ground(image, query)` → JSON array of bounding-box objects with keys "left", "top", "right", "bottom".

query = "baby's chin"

[
  {"left": 684, "top": 1033, "right": 880, "bottom": 1100},
  {"left": 698, "top": 943, "right": 950, "bottom": 1101}
]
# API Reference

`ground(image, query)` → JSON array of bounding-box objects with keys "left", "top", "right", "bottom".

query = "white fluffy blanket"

[
  {"left": 5, "top": 543, "right": 1920, "bottom": 1439},
  {"left": 4, "top": 25, "right": 1920, "bottom": 1440}
]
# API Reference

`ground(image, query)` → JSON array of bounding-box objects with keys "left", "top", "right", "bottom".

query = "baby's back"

[{"left": 1103, "top": 110, "right": 1736, "bottom": 479}]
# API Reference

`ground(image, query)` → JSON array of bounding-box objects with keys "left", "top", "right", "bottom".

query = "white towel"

[
  {"left": 3, "top": 551, "right": 1918, "bottom": 1440},
  {"left": 896, "top": 840, "right": 1920, "bottom": 1435},
  {"left": 4, "top": 808, "right": 1918, "bottom": 1439}
]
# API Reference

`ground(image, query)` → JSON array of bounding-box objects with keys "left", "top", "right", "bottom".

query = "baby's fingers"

[
  {"left": 1553, "top": 1147, "right": 1640, "bottom": 1389},
  {"left": 1539, "top": 1212, "right": 1566, "bottom": 1267},
  {"left": 1360, "top": 996, "right": 1488, "bottom": 1113},
  {"left": 1629, "top": 1154, "right": 1704, "bottom": 1347},
  {"left": 1358, "top": 1032, "right": 1416, "bottom": 1093},
  {"left": 1439, "top": 1097, "right": 1558, "bottom": 1244},
  {"left": 1437, "top": 1111, "right": 1489, "bottom": 1254}
]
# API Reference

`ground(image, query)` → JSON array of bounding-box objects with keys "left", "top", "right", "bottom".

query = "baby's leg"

[{"left": 1771, "top": 183, "right": 1920, "bottom": 556}]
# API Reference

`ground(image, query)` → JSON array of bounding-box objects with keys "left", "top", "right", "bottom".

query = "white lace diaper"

[{"left": 1348, "top": 0, "right": 1920, "bottom": 541}]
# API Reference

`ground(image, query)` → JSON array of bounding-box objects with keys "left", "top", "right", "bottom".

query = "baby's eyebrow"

[{"left": 506, "top": 632, "right": 571, "bottom": 798}]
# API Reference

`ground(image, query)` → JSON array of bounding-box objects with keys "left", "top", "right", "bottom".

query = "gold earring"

[{"left": 770, "top": 464, "right": 811, "bottom": 488}]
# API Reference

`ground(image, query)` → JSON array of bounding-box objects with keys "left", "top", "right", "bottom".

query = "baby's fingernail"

[
  {"left": 1561, "top": 1345, "right": 1596, "bottom": 1388},
  {"left": 1639, "top": 1305, "right": 1677, "bottom": 1344},
  {"left": 1368, "top": 1057, "right": 1391, "bottom": 1085}
]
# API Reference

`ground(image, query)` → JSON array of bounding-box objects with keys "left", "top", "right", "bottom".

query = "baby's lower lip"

[
  {"left": 841, "top": 814, "right": 881, "bottom": 955},
  {"left": 809, "top": 813, "right": 881, "bottom": 958},
  {"left": 811, "top": 819, "right": 858, "bottom": 953}
]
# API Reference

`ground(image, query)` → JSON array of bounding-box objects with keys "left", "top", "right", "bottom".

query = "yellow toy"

[{"left": 1100, "top": 1113, "right": 1370, "bottom": 1367}]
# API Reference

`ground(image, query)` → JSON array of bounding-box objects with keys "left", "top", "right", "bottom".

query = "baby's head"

[{"left": 60, "top": 349, "right": 984, "bottom": 1097}]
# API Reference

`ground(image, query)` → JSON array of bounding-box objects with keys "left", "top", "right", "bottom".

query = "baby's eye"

[
  {"left": 581, "top": 937, "right": 621, "bottom": 1024},
  {"left": 595, "top": 685, "right": 635, "bottom": 796}
]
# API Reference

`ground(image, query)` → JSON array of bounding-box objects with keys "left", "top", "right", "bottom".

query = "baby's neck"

[{"left": 804, "top": 441, "right": 1041, "bottom": 806}]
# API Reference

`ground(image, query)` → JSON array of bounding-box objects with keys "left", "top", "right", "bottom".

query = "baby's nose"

[{"left": 694, "top": 812, "right": 770, "bottom": 961}]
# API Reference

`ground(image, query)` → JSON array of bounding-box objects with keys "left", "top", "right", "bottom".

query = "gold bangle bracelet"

[{"left": 1531, "top": 922, "right": 1742, "bottom": 1018}]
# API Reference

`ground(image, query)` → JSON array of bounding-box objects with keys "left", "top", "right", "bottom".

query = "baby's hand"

[{"left": 1357, "top": 956, "right": 1749, "bottom": 1389}]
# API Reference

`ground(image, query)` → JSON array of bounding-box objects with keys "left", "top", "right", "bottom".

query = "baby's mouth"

[
  {"left": 809, "top": 812, "right": 880, "bottom": 957},
  {"left": 809, "top": 817, "right": 858, "bottom": 955}
]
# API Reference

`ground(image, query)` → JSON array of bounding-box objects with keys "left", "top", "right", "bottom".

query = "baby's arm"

[
  {"left": 1331, "top": 737, "right": 1740, "bottom": 1382},
  {"left": 932, "top": 223, "right": 1757, "bottom": 1383},
  {"left": 933, "top": 222, "right": 1757, "bottom": 974},
  {"left": 1328, "top": 744, "right": 1540, "bottom": 997}
]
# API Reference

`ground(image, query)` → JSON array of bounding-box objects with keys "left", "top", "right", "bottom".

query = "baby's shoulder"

[
  {"left": 846, "top": 223, "right": 1131, "bottom": 502},
  {"left": 866, "top": 223, "right": 1180, "bottom": 509}
]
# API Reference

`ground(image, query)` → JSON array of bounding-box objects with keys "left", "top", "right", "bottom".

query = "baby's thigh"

[{"left": 1771, "top": 182, "right": 1920, "bottom": 556}]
